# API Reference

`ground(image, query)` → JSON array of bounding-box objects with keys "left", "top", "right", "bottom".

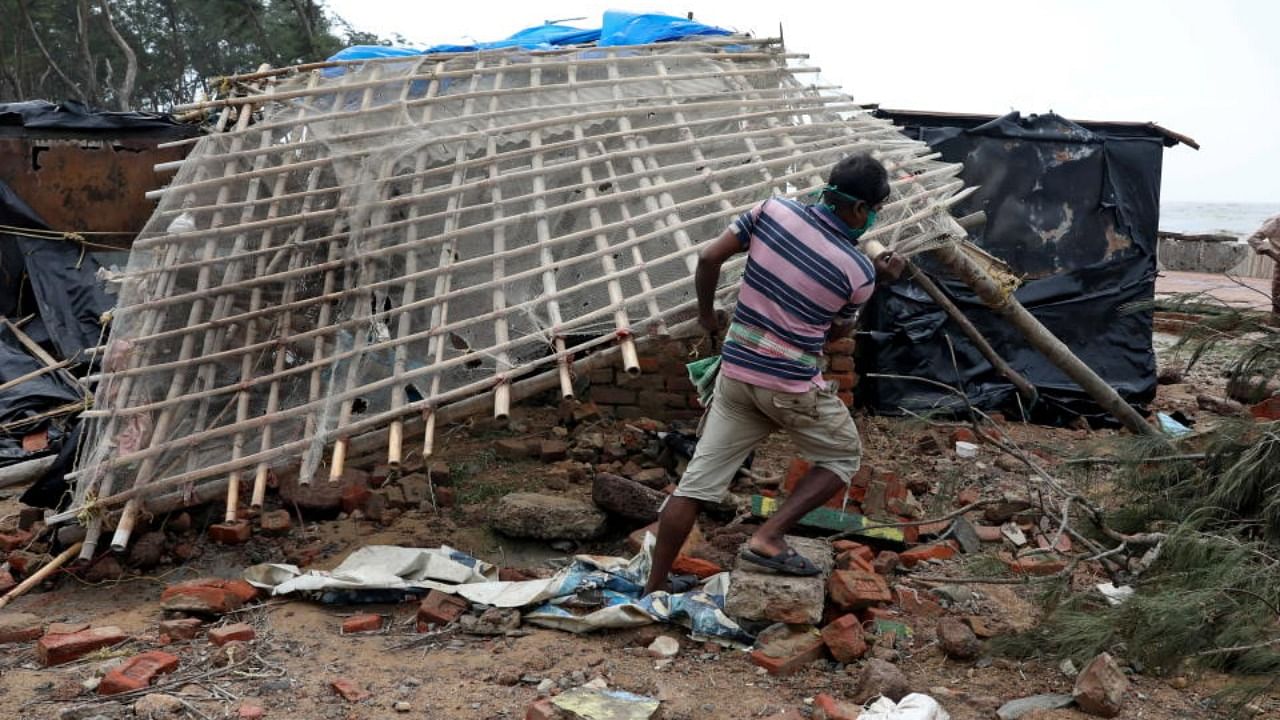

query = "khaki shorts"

[{"left": 672, "top": 373, "right": 862, "bottom": 503}]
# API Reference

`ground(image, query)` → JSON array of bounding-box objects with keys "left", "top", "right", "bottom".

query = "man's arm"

[{"left": 696, "top": 228, "right": 745, "bottom": 335}]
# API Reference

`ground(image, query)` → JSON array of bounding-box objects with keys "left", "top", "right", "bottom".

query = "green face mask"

[{"left": 820, "top": 185, "right": 878, "bottom": 241}]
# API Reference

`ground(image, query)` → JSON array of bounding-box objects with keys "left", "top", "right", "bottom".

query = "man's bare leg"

[
  {"left": 747, "top": 466, "right": 844, "bottom": 557},
  {"left": 642, "top": 495, "right": 702, "bottom": 595}
]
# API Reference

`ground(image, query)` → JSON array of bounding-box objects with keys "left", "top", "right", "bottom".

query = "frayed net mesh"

[{"left": 69, "top": 39, "right": 967, "bottom": 520}]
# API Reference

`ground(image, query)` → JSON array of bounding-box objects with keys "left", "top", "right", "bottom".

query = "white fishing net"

[{"left": 68, "top": 39, "right": 967, "bottom": 521}]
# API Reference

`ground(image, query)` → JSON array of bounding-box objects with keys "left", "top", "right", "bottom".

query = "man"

[
  {"left": 1247, "top": 214, "right": 1280, "bottom": 320},
  {"left": 642, "top": 153, "right": 904, "bottom": 594}
]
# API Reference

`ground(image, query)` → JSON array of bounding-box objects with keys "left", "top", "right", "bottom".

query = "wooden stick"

[
  {"left": 423, "top": 55, "right": 493, "bottom": 457},
  {"left": 143, "top": 87, "right": 843, "bottom": 205},
  {"left": 82, "top": 177, "right": 968, "bottom": 418},
  {"left": 135, "top": 130, "right": 896, "bottom": 289},
  {"left": 108, "top": 68, "right": 265, "bottom": 552},
  {"left": 0, "top": 541, "right": 82, "bottom": 610},
  {"left": 148, "top": 110, "right": 854, "bottom": 212},
  {"left": 387, "top": 63, "right": 445, "bottom": 464},
  {"left": 54, "top": 308, "right": 727, "bottom": 522},
  {"left": 174, "top": 49, "right": 807, "bottom": 113},
  {"left": 160, "top": 68, "right": 831, "bottom": 165},
  {"left": 0, "top": 454, "right": 57, "bottom": 489}
]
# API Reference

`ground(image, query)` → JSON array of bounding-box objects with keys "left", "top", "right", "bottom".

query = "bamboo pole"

[
  {"left": 193, "top": 36, "right": 782, "bottom": 89},
  {"left": 108, "top": 88, "right": 261, "bottom": 553},
  {"left": 135, "top": 130, "right": 901, "bottom": 289},
  {"left": 326, "top": 61, "right": 413, "bottom": 483},
  {"left": 142, "top": 86, "right": 843, "bottom": 204},
  {"left": 565, "top": 63, "right": 639, "bottom": 374},
  {"left": 423, "top": 55, "right": 493, "bottom": 457},
  {"left": 526, "top": 58, "right": 574, "bottom": 400},
  {"left": 0, "top": 541, "right": 82, "bottom": 610},
  {"left": 53, "top": 299, "right": 736, "bottom": 522},
  {"left": 147, "top": 110, "right": 852, "bottom": 213},
  {"left": 173, "top": 48, "right": 806, "bottom": 113},
  {"left": 159, "top": 68, "right": 829, "bottom": 164},
  {"left": 297, "top": 67, "right": 383, "bottom": 485},
  {"left": 81, "top": 175, "right": 968, "bottom": 415},
  {"left": 929, "top": 237, "right": 1156, "bottom": 435},
  {"left": 387, "top": 62, "right": 445, "bottom": 466},
  {"left": 58, "top": 190, "right": 974, "bottom": 499}
]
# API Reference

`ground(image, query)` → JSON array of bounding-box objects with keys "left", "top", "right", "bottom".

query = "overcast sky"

[{"left": 325, "top": 0, "right": 1278, "bottom": 204}]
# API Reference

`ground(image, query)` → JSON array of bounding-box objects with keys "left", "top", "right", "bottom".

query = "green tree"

[{"left": 0, "top": 0, "right": 384, "bottom": 111}]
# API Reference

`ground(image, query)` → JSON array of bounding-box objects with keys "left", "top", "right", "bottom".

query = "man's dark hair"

[{"left": 825, "top": 153, "right": 890, "bottom": 207}]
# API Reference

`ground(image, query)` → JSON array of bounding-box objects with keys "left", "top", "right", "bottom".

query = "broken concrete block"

[
  {"left": 724, "top": 536, "right": 832, "bottom": 625},
  {"left": 591, "top": 472, "right": 665, "bottom": 523},
  {"left": 490, "top": 493, "right": 606, "bottom": 540}
]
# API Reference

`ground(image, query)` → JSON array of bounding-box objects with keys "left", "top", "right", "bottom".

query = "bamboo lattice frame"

[{"left": 60, "top": 38, "right": 969, "bottom": 535}]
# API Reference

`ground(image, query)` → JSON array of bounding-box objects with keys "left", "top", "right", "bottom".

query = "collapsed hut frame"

[{"left": 56, "top": 37, "right": 973, "bottom": 549}]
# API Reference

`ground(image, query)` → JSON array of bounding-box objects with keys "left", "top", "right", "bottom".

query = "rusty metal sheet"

[{"left": 0, "top": 134, "right": 191, "bottom": 244}]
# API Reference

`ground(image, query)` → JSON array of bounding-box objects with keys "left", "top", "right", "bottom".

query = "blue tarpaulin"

[{"left": 325, "top": 11, "right": 732, "bottom": 63}]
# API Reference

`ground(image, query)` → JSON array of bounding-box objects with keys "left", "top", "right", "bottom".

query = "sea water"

[{"left": 1160, "top": 201, "right": 1280, "bottom": 237}]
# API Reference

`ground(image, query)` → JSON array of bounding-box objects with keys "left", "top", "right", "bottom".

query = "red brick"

[
  {"left": 0, "top": 612, "right": 44, "bottom": 643},
  {"left": 21, "top": 429, "right": 48, "bottom": 453},
  {"left": 161, "top": 580, "right": 252, "bottom": 616},
  {"left": 341, "top": 614, "right": 382, "bottom": 634},
  {"left": 238, "top": 704, "right": 266, "bottom": 719},
  {"left": 829, "top": 372, "right": 856, "bottom": 391},
  {"left": 781, "top": 458, "right": 812, "bottom": 495},
  {"left": 829, "top": 354, "right": 855, "bottom": 373},
  {"left": 0, "top": 568, "right": 15, "bottom": 594},
  {"left": 158, "top": 618, "right": 204, "bottom": 641},
  {"left": 750, "top": 632, "right": 826, "bottom": 676},
  {"left": 37, "top": 626, "right": 128, "bottom": 666},
  {"left": 416, "top": 590, "right": 468, "bottom": 629},
  {"left": 1001, "top": 553, "right": 1068, "bottom": 576},
  {"left": 837, "top": 390, "right": 854, "bottom": 407},
  {"left": 592, "top": 387, "right": 637, "bottom": 405},
  {"left": 259, "top": 509, "right": 292, "bottom": 535},
  {"left": 873, "top": 551, "right": 900, "bottom": 575},
  {"left": 827, "top": 570, "right": 892, "bottom": 609},
  {"left": 831, "top": 540, "right": 873, "bottom": 560},
  {"left": 814, "top": 693, "right": 861, "bottom": 720},
  {"left": 97, "top": 650, "right": 180, "bottom": 695},
  {"left": 894, "top": 587, "right": 944, "bottom": 617},
  {"left": 835, "top": 550, "right": 876, "bottom": 574},
  {"left": 1251, "top": 396, "right": 1280, "bottom": 421},
  {"left": 330, "top": 677, "right": 369, "bottom": 702},
  {"left": 672, "top": 555, "right": 721, "bottom": 579},
  {"left": 498, "top": 567, "right": 536, "bottom": 582},
  {"left": 209, "top": 520, "right": 251, "bottom": 545},
  {"left": 433, "top": 486, "right": 456, "bottom": 508},
  {"left": 0, "top": 528, "right": 33, "bottom": 551},
  {"left": 820, "top": 614, "right": 868, "bottom": 663},
  {"left": 825, "top": 338, "right": 855, "bottom": 355},
  {"left": 341, "top": 484, "right": 371, "bottom": 514},
  {"left": 209, "top": 623, "right": 256, "bottom": 646},
  {"left": 974, "top": 524, "right": 1003, "bottom": 543},
  {"left": 899, "top": 543, "right": 957, "bottom": 567},
  {"left": 525, "top": 698, "right": 561, "bottom": 720},
  {"left": 950, "top": 428, "right": 977, "bottom": 444}
]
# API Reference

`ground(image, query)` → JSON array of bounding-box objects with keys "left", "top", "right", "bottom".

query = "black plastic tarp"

[
  {"left": 860, "top": 111, "right": 1162, "bottom": 425},
  {"left": 0, "top": 100, "right": 189, "bottom": 135},
  {"left": 0, "top": 179, "right": 113, "bottom": 362}
]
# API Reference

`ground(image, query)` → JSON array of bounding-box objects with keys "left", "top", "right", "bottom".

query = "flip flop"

[{"left": 739, "top": 546, "right": 821, "bottom": 576}]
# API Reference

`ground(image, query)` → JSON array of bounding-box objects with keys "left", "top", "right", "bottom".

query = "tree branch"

[
  {"left": 18, "top": 0, "right": 88, "bottom": 102},
  {"left": 97, "top": 0, "right": 137, "bottom": 110}
]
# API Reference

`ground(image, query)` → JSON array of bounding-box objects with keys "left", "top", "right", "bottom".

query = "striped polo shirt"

[{"left": 720, "top": 197, "right": 877, "bottom": 393}]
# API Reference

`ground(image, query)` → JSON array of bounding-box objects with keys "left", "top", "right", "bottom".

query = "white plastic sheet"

[{"left": 858, "top": 694, "right": 950, "bottom": 720}]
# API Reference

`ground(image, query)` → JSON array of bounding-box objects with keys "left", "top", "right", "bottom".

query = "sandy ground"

[{"left": 0, "top": 343, "right": 1275, "bottom": 719}]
